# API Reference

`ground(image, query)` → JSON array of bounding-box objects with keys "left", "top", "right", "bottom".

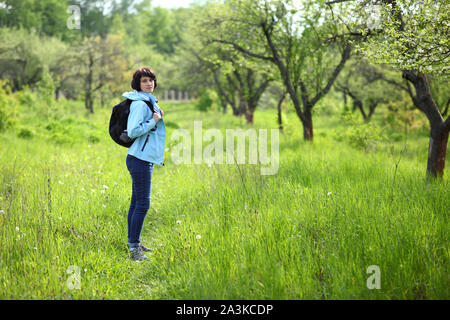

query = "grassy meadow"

[{"left": 0, "top": 91, "right": 448, "bottom": 299}]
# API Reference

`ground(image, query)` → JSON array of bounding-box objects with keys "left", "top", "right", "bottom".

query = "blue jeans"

[{"left": 126, "top": 154, "right": 153, "bottom": 248}]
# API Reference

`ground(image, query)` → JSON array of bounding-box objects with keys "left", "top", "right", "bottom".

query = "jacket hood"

[{"left": 122, "top": 90, "right": 158, "bottom": 104}]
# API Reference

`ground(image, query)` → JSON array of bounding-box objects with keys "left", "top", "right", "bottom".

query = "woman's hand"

[
  {"left": 153, "top": 111, "right": 162, "bottom": 123},
  {"left": 159, "top": 108, "right": 164, "bottom": 117}
]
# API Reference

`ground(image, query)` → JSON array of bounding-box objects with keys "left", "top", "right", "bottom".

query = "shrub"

[
  {"left": 0, "top": 81, "right": 15, "bottom": 132},
  {"left": 195, "top": 89, "right": 213, "bottom": 112},
  {"left": 17, "top": 128, "right": 34, "bottom": 139},
  {"left": 88, "top": 134, "right": 100, "bottom": 143},
  {"left": 333, "top": 110, "right": 387, "bottom": 151},
  {"left": 164, "top": 120, "right": 180, "bottom": 129}
]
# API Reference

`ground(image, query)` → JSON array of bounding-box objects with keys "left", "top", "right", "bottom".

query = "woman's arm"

[{"left": 127, "top": 101, "right": 156, "bottom": 139}]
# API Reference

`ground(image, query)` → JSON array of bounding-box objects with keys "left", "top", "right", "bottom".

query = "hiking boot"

[
  {"left": 139, "top": 244, "right": 152, "bottom": 252},
  {"left": 130, "top": 247, "right": 148, "bottom": 261},
  {"left": 127, "top": 243, "right": 152, "bottom": 252}
]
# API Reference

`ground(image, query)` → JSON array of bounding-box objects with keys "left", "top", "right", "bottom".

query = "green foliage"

[
  {"left": 37, "top": 69, "right": 57, "bottom": 117},
  {"left": 0, "top": 0, "right": 74, "bottom": 39},
  {"left": 0, "top": 27, "right": 72, "bottom": 92},
  {"left": 163, "top": 120, "right": 180, "bottom": 129},
  {"left": 381, "top": 107, "right": 428, "bottom": 135},
  {"left": 16, "top": 127, "right": 34, "bottom": 139},
  {"left": 0, "top": 81, "right": 16, "bottom": 132},
  {"left": 333, "top": 110, "right": 388, "bottom": 151},
  {"left": 356, "top": 0, "right": 449, "bottom": 76},
  {"left": 195, "top": 89, "right": 214, "bottom": 112}
]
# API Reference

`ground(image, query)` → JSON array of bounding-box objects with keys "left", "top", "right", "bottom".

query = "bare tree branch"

[
  {"left": 325, "top": 0, "right": 356, "bottom": 5},
  {"left": 211, "top": 39, "right": 275, "bottom": 62},
  {"left": 311, "top": 45, "right": 352, "bottom": 106}
]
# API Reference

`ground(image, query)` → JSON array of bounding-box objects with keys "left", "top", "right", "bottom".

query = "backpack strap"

[
  {"left": 142, "top": 100, "right": 157, "bottom": 131},
  {"left": 143, "top": 100, "right": 155, "bottom": 113}
]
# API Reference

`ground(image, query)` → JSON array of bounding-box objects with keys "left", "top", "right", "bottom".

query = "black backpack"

[{"left": 109, "top": 99, "right": 156, "bottom": 148}]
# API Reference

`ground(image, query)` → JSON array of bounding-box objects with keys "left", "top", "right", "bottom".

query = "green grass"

[{"left": 0, "top": 99, "right": 448, "bottom": 299}]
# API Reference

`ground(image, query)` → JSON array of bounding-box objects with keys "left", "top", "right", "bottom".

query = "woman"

[{"left": 122, "top": 67, "right": 166, "bottom": 261}]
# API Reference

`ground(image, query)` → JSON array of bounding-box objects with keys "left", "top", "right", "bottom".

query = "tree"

[
  {"left": 333, "top": 0, "right": 450, "bottom": 177},
  {"left": 210, "top": 48, "right": 272, "bottom": 123},
  {"left": 335, "top": 59, "right": 404, "bottom": 121},
  {"left": 75, "top": 34, "right": 128, "bottom": 113},
  {"left": 201, "top": 0, "right": 353, "bottom": 140},
  {"left": 183, "top": 6, "right": 273, "bottom": 122},
  {"left": 69, "top": 0, "right": 113, "bottom": 39},
  {"left": 0, "top": 0, "right": 72, "bottom": 39},
  {"left": 0, "top": 27, "right": 67, "bottom": 91}
]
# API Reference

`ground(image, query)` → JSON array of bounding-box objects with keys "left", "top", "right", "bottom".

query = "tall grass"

[{"left": 0, "top": 98, "right": 448, "bottom": 299}]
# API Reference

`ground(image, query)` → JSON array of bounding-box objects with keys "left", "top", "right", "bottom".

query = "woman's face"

[{"left": 140, "top": 76, "right": 155, "bottom": 94}]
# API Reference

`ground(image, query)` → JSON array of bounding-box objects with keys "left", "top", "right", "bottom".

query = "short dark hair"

[{"left": 131, "top": 67, "right": 157, "bottom": 91}]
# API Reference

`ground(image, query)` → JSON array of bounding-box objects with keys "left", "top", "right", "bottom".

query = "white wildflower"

[
  {"left": 0, "top": 210, "right": 4, "bottom": 215},
  {"left": 102, "top": 185, "right": 109, "bottom": 189},
  {"left": 176, "top": 220, "right": 181, "bottom": 224},
  {"left": 15, "top": 227, "right": 19, "bottom": 231},
  {"left": 196, "top": 234, "right": 201, "bottom": 240},
  {"left": 327, "top": 192, "right": 332, "bottom": 196}
]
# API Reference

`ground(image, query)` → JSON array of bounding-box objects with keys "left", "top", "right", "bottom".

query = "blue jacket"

[{"left": 123, "top": 90, "right": 166, "bottom": 166}]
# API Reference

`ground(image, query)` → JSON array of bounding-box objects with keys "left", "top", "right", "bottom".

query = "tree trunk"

[
  {"left": 277, "top": 92, "right": 286, "bottom": 131},
  {"left": 367, "top": 101, "right": 378, "bottom": 120},
  {"left": 85, "top": 92, "right": 94, "bottom": 114},
  {"left": 303, "top": 109, "right": 313, "bottom": 141},
  {"left": 343, "top": 90, "right": 348, "bottom": 108},
  {"left": 403, "top": 71, "right": 450, "bottom": 178},
  {"left": 245, "top": 111, "right": 254, "bottom": 124},
  {"left": 353, "top": 99, "right": 367, "bottom": 120},
  {"left": 85, "top": 53, "right": 94, "bottom": 113},
  {"left": 427, "top": 124, "right": 449, "bottom": 178},
  {"left": 237, "top": 96, "right": 246, "bottom": 116},
  {"left": 55, "top": 87, "right": 60, "bottom": 100}
]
